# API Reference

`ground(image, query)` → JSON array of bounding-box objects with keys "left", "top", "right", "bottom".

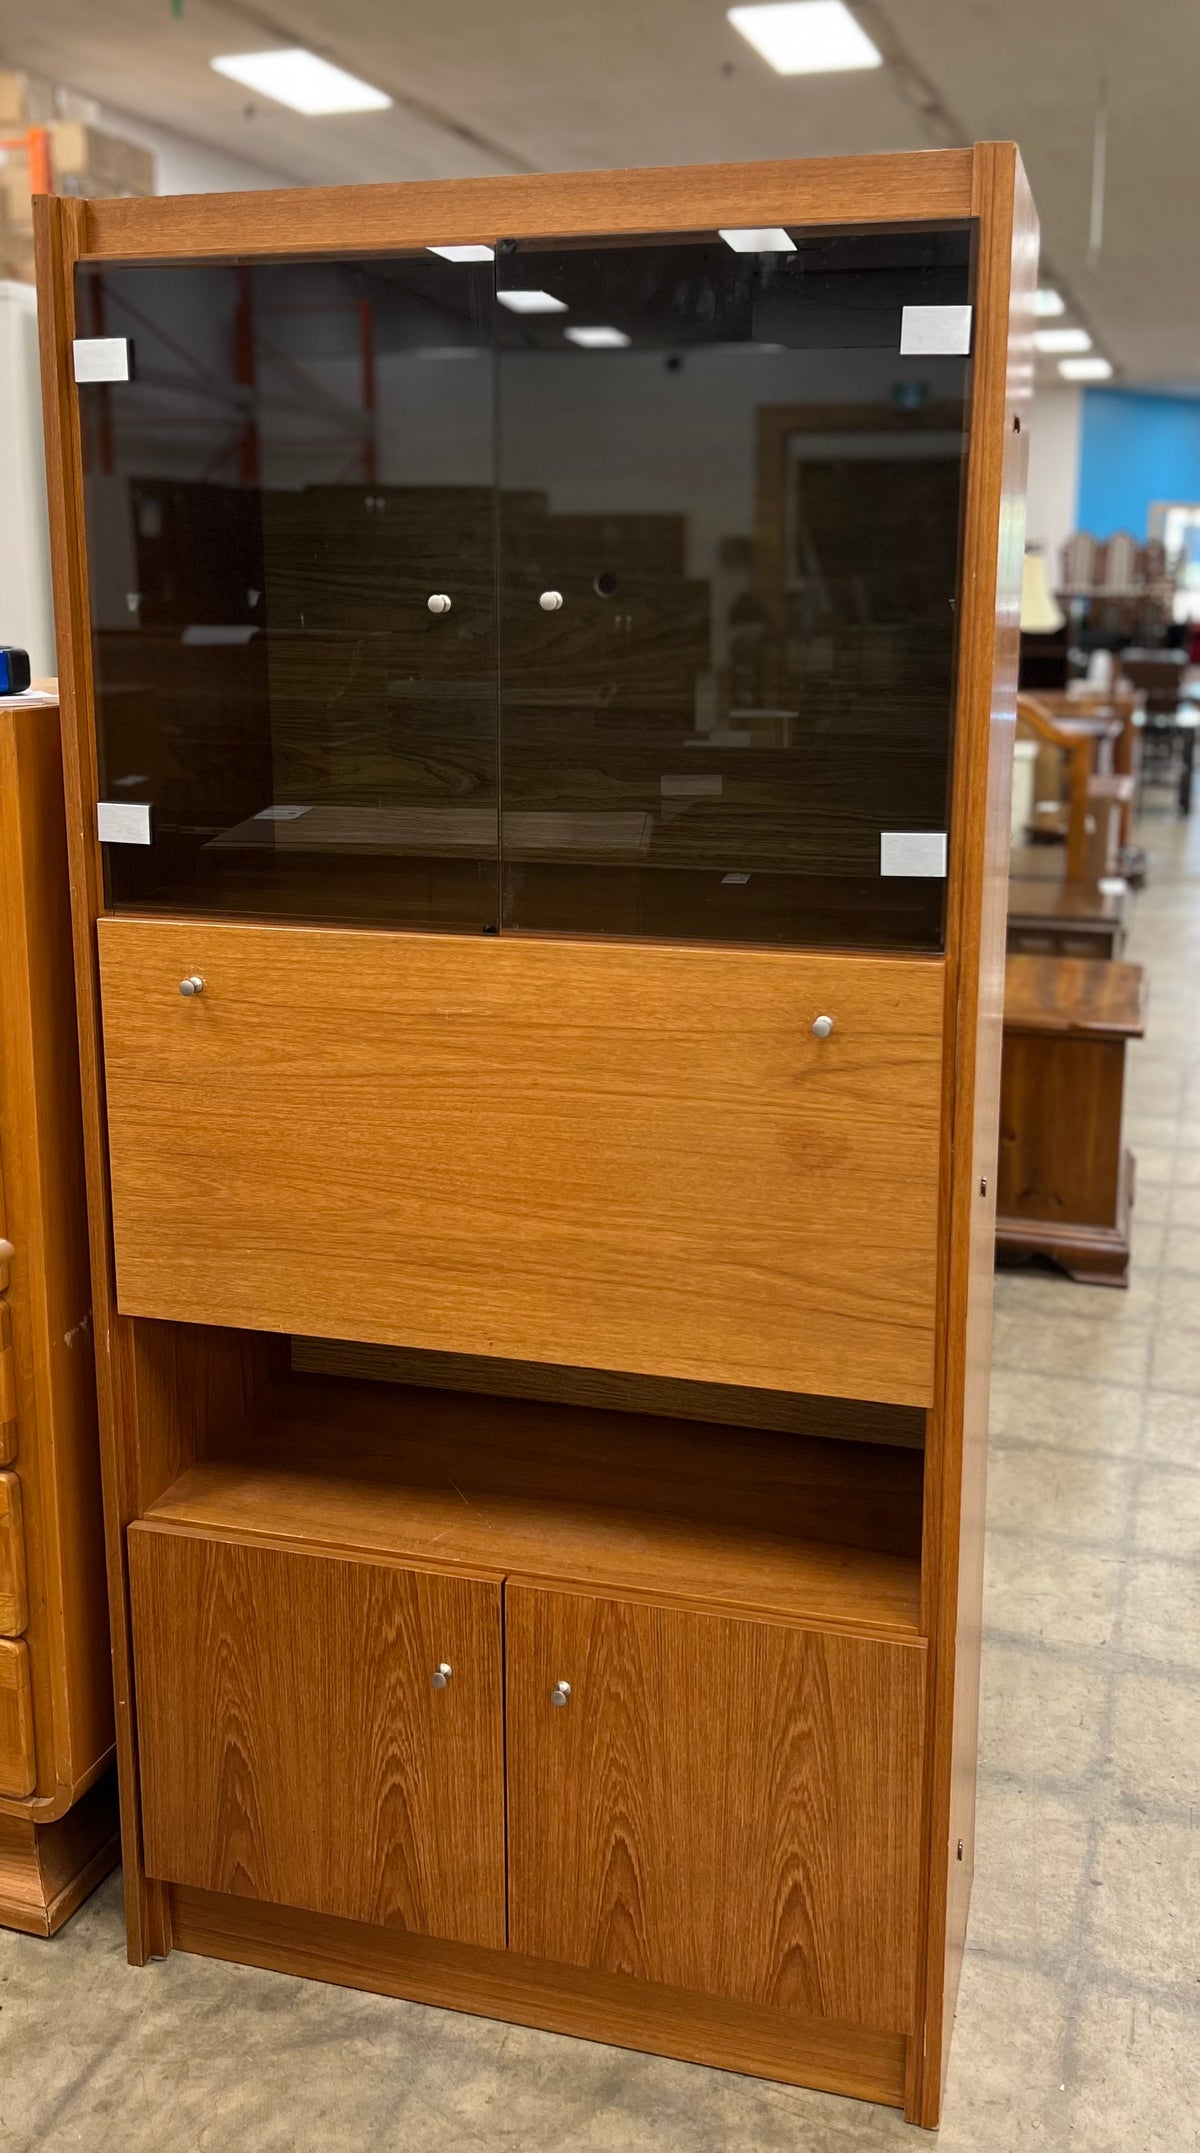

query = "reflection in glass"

[
  {"left": 77, "top": 225, "right": 972, "bottom": 949},
  {"left": 77, "top": 255, "right": 498, "bottom": 928},
  {"left": 496, "top": 229, "right": 972, "bottom": 948}
]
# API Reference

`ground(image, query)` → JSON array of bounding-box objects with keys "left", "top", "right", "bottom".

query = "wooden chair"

[{"left": 1015, "top": 691, "right": 1136, "bottom": 879}]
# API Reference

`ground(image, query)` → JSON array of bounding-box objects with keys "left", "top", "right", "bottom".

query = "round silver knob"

[
  {"left": 539, "top": 590, "right": 564, "bottom": 612},
  {"left": 427, "top": 593, "right": 452, "bottom": 614},
  {"left": 430, "top": 1663, "right": 452, "bottom": 1689},
  {"left": 550, "top": 1680, "right": 571, "bottom": 1707},
  {"left": 179, "top": 975, "right": 204, "bottom": 998},
  {"left": 811, "top": 1014, "right": 834, "bottom": 1039}
]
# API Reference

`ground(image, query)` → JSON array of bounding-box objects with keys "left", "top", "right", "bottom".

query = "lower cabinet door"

[
  {"left": 506, "top": 1586, "right": 926, "bottom": 2032},
  {"left": 128, "top": 1525, "right": 506, "bottom": 1946}
]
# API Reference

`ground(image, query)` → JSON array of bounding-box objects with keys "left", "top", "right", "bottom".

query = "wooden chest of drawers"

[{"left": 0, "top": 696, "right": 117, "bottom": 1931}]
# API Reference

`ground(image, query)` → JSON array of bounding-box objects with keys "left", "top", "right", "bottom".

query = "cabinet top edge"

[{"left": 33, "top": 147, "right": 1013, "bottom": 269}]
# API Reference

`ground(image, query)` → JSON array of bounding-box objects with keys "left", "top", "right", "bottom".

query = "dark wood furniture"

[
  {"left": 1007, "top": 875, "right": 1130, "bottom": 959},
  {"left": 1016, "top": 693, "right": 1135, "bottom": 879},
  {"left": 0, "top": 691, "right": 117, "bottom": 1933},
  {"left": 997, "top": 953, "right": 1147, "bottom": 1287},
  {"left": 35, "top": 145, "right": 1035, "bottom": 2128}
]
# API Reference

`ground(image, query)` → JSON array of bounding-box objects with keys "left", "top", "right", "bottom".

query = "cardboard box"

[
  {"left": 0, "top": 231, "right": 36, "bottom": 284},
  {"left": 0, "top": 148, "right": 32, "bottom": 232},
  {"left": 0, "top": 71, "right": 29, "bottom": 131},
  {"left": 51, "top": 121, "right": 154, "bottom": 199}
]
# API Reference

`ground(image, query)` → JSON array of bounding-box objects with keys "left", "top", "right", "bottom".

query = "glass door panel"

[
  {"left": 495, "top": 228, "right": 973, "bottom": 949},
  {"left": 76, "top": 253, "right": 500, "bottom": 929}
]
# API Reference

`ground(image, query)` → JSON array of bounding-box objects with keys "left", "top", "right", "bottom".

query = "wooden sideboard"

[
  {"left": 35, "top": 144, "right": 1035, "bottom": 2127},
  {"left": 0, "top": 692, "right": 117, "bottom": 1932},
  {"left": 997, "top": 953, "right": 1147, "bottom": 1285}
]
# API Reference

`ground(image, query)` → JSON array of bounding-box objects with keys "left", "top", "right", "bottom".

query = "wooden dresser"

[
  {"left": 998, "top": 953, "right": 1147, "bottom": 1285},
  {"left": 35, "top": 145, "right": 1035, "bottom": 2126},
  {"left": 0, "top": 691, "right": 117, "bottom": 1932}
]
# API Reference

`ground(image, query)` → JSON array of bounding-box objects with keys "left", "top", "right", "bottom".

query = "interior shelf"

[{"left": 144, "top": 1374, "right": 923, "bottom": 1637}]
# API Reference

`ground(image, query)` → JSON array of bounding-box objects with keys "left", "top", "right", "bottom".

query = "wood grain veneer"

[
  {"left": 77, "top": 151, "right": 974, "bottom": 264},
  {"left": 507, "top": 1586, "right": 925, "bottom": 2032},
  {"left": 0, "top": 1775, "right": 120, "bottom": 1937},
  {"left": 0, "top": 1640, "right": 35, "bottom": 1798},
  {"left": 37, "top": 147, "right": 1034, "bottom": 2123},
  {"left": 97, "top": 919, "right": 944, "bottom": 1407},
  {"left": 290, "top": 1336, "right": 926, "bottom": 1450},
  {"left": 0, "top": 699, "right": 113, "bottom": 1825},
  {"left": 908, "top": 143, "right": 1037, "bottom": 2125},
  {"left": 142, "top": 1375, "right": 923, "bottom": 1637},
  {"left": 0, "top": 1473, "right": 28, "bottom": 1636},
  {"left": 129, "top": 1527, "right": 506, "bottom": 1945},
  {"left": 1003, "top": 953, "right": 1147, "bottom": 1038},
  {"left": 169, "top": 1883, "right": 909, "bottom": 2107}
]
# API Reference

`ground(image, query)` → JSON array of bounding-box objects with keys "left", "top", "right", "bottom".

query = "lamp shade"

[{"left": 1021, "top": 549, "right": 1066, "bottom": 633}]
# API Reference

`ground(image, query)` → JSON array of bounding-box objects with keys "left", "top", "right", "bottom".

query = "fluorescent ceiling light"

[
  {"left": 727, "top": 2, "right": 883, "bottom": 75},
  {"left": 1033, "top": 326, "right": 1092, "bottom": 354},
  {"left": 1034, "top": 287, "right": 1065, "bottom": 317},
  {"left": 428, "top": 244, "right": 494, "bottom": 263},
  {"left": 1059, "top": 356, "right": 1113, "bottom": 381},
  {"left": 719, "top": 227, "right": 796, "bottom": 253},
  {"left": 564, "top": 326, "right": 631, "bottom": 348},
  {"left": 497, "top": 289, "right": 568, "bottom": 314},
  {"left": 211, "top": 50, "right": 392, "bottom": 115}
]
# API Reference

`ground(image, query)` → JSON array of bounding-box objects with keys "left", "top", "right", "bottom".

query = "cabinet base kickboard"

[{"left": 168, "top": 1885, "right": 909, "bottom": 2109}]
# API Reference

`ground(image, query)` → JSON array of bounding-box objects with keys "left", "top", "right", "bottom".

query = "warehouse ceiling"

[{"left": 4, "top": 0, "right": 1197, "bottom": 388}]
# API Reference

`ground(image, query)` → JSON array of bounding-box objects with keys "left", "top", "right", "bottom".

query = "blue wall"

[{"left": 1078, "top": 389, "right": 1200, "bottom": 537}]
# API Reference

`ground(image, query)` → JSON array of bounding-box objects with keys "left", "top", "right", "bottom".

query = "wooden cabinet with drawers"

[
  {"left": 36, "top": 144, "right": 1035, "bottom": 2125},
  {"left": 0, "top": 694, "right": 117, "bottom": 1930}
]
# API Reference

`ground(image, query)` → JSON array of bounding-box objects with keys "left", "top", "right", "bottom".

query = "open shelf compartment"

[{"left": 142, "top": 1367, "right": 924, "bottom": 1638}]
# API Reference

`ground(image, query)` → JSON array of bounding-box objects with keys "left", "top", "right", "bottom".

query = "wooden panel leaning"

[
  {"left": 36, "top": 146, "right": 1035, "bottom": 2125},
  {"left": 0, "top": 693, "right": 118, "bottom": 1932}
]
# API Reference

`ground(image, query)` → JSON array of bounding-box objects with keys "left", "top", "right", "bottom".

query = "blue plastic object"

[{"left": 0, "top": 648, "right": 32, "bottom": 695}]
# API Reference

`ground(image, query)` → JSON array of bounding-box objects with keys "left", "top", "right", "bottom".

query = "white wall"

[
  {"left": 0, "top": 280, "right": 54, "bottom": 675},
  {"left": 1025, "top": 384, "right": 1082, "bottom": 579}
]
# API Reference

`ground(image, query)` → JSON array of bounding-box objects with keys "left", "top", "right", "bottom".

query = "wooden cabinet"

[
  {"left": 0, "top": 694, "right": 117, "bottom": 1927},
  {"left": 506, "top": 1587, "right": 926, "bottom": 2032},
  {"left": 128, "top": 1525, "right": 506, "bottom": 1946},
  {"left": 997, "top": 954, "right": 1147, "bottom": 1284},
  {"left": 38, "top": 146, "right": 1034, "bottom": 2125}
]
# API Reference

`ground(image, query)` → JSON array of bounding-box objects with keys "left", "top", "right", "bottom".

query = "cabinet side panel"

[{"left": 910, "top": 147, "right": 1037, "bottom": 2125}]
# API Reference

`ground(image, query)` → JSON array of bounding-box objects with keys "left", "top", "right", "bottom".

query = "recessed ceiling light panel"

[
  {"left": 497, "top": 290, "right": 568, "bottom": 314},
  {"left": 726, "top": 2, "right": 883, "bottom": 75},
  {"left": 211, "top": 50, "right": 392, "bottom": 115},
  {"left": 1034, "top": 288, "right": 1065, "bottom": 317},
  {"left": 1059, "top": 356, "right": 1113, "bottom": 381},
  {"left": 718, "top": 227, "right": 796, "bottom": 253},
  {"left": 428, "top": 244, "right": 494, "bottom": 263},
  {"left": 1033, "top": 327, "right": 1092, "bottom": 354},
  {"left": 564, "top": 326, "right": 631, "bottom": 348}
]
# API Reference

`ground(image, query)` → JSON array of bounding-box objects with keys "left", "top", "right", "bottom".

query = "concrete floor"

[{"left": 3, "top": 810, "right": 1198, "bottom": 2153}]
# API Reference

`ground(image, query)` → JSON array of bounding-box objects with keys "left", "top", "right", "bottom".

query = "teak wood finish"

[
  {"left": 0, "top": 696, "right": 118, "bottom": 1930},
  {"left": 97, "top": 921, "right": 944, "bottom": 1406},
  {"left": 506, "top": 1586, "right": 925, "bottom": 2031},
  {"left": 36, "top": 145, "right": 1035, "bottom": 2125},
  {"left": 129, "top": 1527, "right": 506, "bottom": 1944}
]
